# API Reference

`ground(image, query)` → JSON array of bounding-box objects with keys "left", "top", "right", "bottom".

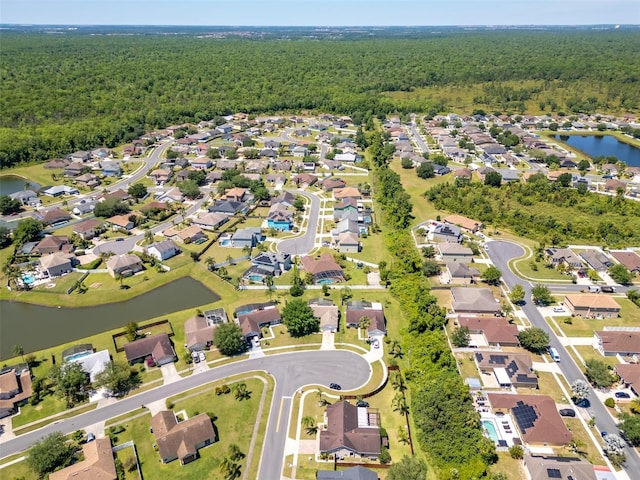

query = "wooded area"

[{"left": 1, "top": 30, "right": 639, "bottom": 167}]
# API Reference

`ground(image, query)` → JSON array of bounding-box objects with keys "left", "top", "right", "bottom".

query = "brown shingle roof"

[
  {"left": 49, "top": 437, "right": 117, "bottom": 480},
  {"left": 184, "top": 316, "right": 215, "bottom": 350},
  {"left": 596, "top": 331, "right": 640, "bottom": 355},
  {"left": 487, "top": 393, "right": 572, "bottom": 445},
  {"left": 609, "top": 250, "right": 640, "bottom": 272},
  {"left": 123, "top": 333, "right": 175, "bottom": 364},
  {"left": 301, "top": 254, "right": 345, "bottom": 278},
  {"left": 151, "top": 411, "right": 216, "bottom": 463},
  {"left": 319, "top": 402, "right": 381, "bottom": 456},
  {"left": 458, "top": 316, "right": 519, "bottom": 345}
]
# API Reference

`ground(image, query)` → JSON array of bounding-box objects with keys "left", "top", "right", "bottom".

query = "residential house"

[
  {"left": 206, "top": 171, "right": 223, "bottom": 183},
  {"left": 208, "top": 200, "right": 246, "bottom": 215},
  {"left": 544, "top": 248, "right": 585, "bottom": 271},
  {"left": 292, "top": 145, "right": 309, "bottom": 157},
  {"left": 319, "top": 401, "right": 382, "bottom": 459},
  {"left": 151, "top": 411, "right": 216, "bottom": 464},
  {"left": 267, "top": 203, "right": 294, "bottom": 231},
  {"left": 346, "top": 301, "right": 385, "bottom": 336},
  {"left": 231, "top": 227, "right": 262, "bottom": 248},
  {"left": 243, "top": 252, "right": 292, "bottom": 282},
  {"left": 474, "top": 351, "right": 538, "bottom": 388},
  {"left": 431, "top": 223, "right": 462, "bottom": 243},
  {"left": 75, "top": 173, "right": 100, "bottom": 188},
  {"left": 190, "top": 157, "right": 213, "bottom": 170},
  {"left": 0, "top": 367, "right": 33, "bottom": 418},
  {"left": 486, "top": 393, "right": 572, "bottom": 446},
  {"left": 579, "top": 250, "right": 613, "bottom": 272},
  {"left": 265, "top": 174, "right": 286, "bottom": 189},
  {"left": 106, "top": 254, "right": 143, "bottom": 278},
  {"left": 333, "top": 198, "right": 359, "bottom": 221},
  {"left": 301, "top": 254, "right": 346, "bottom": 285},
  {"left": 523, "top": 453, "right": 597, "bottom": 480},
  {"left": 41, "top": 185, "right": 80, "bottom": 198},
  {"left": 244, "top": 160, "right": 269, "bottom": 173},
  {"left": 124, "top": 333, "right": 175, "bottom": 366},
  {"left": 446, "top": 261, "right": 480, "bottom": 284},
  {"left": 264, "top": 139, "right": 281, "bottom": 149},
  {"left": 100, "top": 189, "right": 130, "bottom": 203},
  {"left": 272, "top": 160, "right": 292, "bottom": 172},
  {"left": 291, "top": 173, "right": 318, "bottom": 187},
  {"left": 615, "top": 364, "right": 640, "bottom": 396},
  {"left": 49, "top": 438, "right": 117, "bottom": 480},
  {"left": 458, "top": 316, "right": 520, "bottom": 347},
  {"left": 334, "top": 153, "right": 357, "bottom": 163},
  {"left": 33, "top": 235, "right": 73, "bottom": 255},
  {"left": 319, "top": 177, "right": 347, "bottom": 192},
  {"left": 309, "top": 298, "right": 339, "bottom": 332},
  {"left": 222, "top": 187, "right": 249, "bottom": 203},
  {"left": 163, "top": 225, "right": 207, "bottom": 244},
  {"left": 438, "top": 243, "right": 474, "bottom": 262},
  {"left": 451, "top": 287, "right": 500, "bottom": 314},
  {"left": 149, "top": 168, "right": 173, "bottom": 185},
  {"left": 9, "top": 190, "right": 40, "bottom": 207},
  {"left": 73, "top": 218, "right": 104, "bottom": 240},
  {"left": 100, "top": 161, "right": 122, "bottom": 177},
  {"left": 453, "top": 168, "right": 473, "bottom": 181},
  {"left": 237, "top": 306, "right": 281, "bottom": 341},
  {"left": 59, "top": 163, "right": 83, "bottom": 178},
  {"left": 44, "top": 158, "right": 70, "bottom": 169},
  {"left": 34, "top": 207, "right": 71, "bottom": 225},
  {"left": 336, "top": 232, "right": 360, "bottom": 253},
  {"left": 40, "top": 253, "right": 74, "bottom": 277},
  {"left": 331, "top": 219, "right": 359, "bottom": 240},
  {"left": 106, "top": 214, "right": 135, "bottom": 231},
  {"left": 91, "top": 147, "right": 112, "bottom": 160},
  {"left": 317, "top": 466, "right": 378, "bottom": 480},
  {"left": 601, "top": 163, "right": 619, "bottom": 175},
  {"left": 604, "top": 178, "right": 627, "bottom": 193},
  {"left": 594, "top": 330, "right": 640, "bottom": 357},
  {"left": 147, "top": 240, "right": 180, "bottom": 261},
  {"left": 333, "top": 187, "right": 362, "bottom": 201},
  {"left": 69, "top": 150, "right": 91, "bottom": 162},
  {"left": 216, "top": 124, "right": 233, "bottom": 134},
  {"left": 69, "top": 349, "right": 111, "bottom": 383},
  {"left": 609, "top": 250, "right": 640, "bottom": 275},
  {"left": 140, "top": 201, "right": 169, "bottom": 215},
  {"left": 564, "top": 294, "right": 620, "bottom": 318},
  {"left": 185, "top": 312, "right": 225, "bottom": 352},
  {"left": 444, "top": 214, "right": 483, "bottom": 233},
  {"left": 157, "top": 187, "right": 184, "bottom": 203},
  {"left": 191, "top": 212, "right": 229, "bottom": 231},
  {"left": 271, "top": 191, "right": 297, "bottom": 208}
]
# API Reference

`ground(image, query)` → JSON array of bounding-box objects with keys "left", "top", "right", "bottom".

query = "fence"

[{"left": 112, "top": 318, "right": 175, "bottom": 353}]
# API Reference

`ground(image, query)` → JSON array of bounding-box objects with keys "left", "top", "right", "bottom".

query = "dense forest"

[
  {"left": 425, "top": 175, "right": 640, "bottom": 247},
  {"left": 1, "top": 29, "right": 640, "bottom": 167}
]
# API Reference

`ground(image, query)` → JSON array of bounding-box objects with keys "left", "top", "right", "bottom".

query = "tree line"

[
  {"left": 1, "top": 30, "right": 639, "bottom": 167},
  {"left": 370, "top": 132, "right": 495, "bottom": 479}
]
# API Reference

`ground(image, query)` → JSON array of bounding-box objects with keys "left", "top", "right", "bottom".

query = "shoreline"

[{"left": 541, "top": 130, "right": 640, "bottom": 165}]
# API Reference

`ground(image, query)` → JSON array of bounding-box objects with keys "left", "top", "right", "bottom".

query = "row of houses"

[{"left": 545, "top": 247, "right": 640, "bottom": 275}]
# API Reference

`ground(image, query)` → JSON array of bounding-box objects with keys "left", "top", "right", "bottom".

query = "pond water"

[
  {"left": 0, "top": 277, "right": 220, "bottom": 360},
  {"left": 554, "top": 134, "right": 640, "bottom": 167},
  {"left": 0, "top": 175, "right": 41, "bottom": 195}
]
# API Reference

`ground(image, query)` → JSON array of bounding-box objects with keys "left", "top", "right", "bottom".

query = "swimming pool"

[
  {"left": 249, "top": 275, "right": 263, "bottom": 282},
  {"left": 482, "top": 420, "right": 500, "bottom": 443},
  {"left": 65, "top": 351, "right": 92, "bottom": 361},
  {"left": 22, "top": 274, "right": 36, "bottom": 285},
  {"left": 220, "top": 239, "right": 230, "bottom": 246}
]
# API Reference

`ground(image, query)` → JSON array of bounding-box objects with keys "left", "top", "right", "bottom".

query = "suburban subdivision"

[{"left": 1, "top": 25, "right": 640, "bottom": 480}]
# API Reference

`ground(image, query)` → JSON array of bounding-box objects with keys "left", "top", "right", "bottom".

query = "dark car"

[
  {"left": 559, "top": 408, "right": 576, "bottom": 417},
  {"left": 600, "top": 431, "right": 608, "bottom": 438},
  {"left": 574, "top": 398, "right": 590, "bottom": 408},
  {"left": 356, "top": 400, "right": 369, "bottom": 408},
  {"left": 329, "top": 383, "right": 342, "bottom": 390},
  {"left": 615, "top": 392, "right": 631, "bottom": 399},
  {"left": 601, "top": 286, "right": 616, "bottom": 293}
]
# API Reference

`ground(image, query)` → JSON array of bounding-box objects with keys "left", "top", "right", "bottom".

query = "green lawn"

[
  {"left": 112, "top": 376, "right": 269, "bottom": 480},
  {"left": 489, "top": 452, "right": 525, "bottom": 480},
  {"left": 12, "top": 402, "right": 97, "bottom": 432},
  {"left": 455, "top": 352, "right": 480, "bottom": 381},
  {"left": 553, "top": 297, "right": 639, "bottom": 337},
  {"left": 561, "top": 418, "right": 606, "bottom": 465},
  {"left": 511, "top": 258, "right": 572, "bottom": 282}
]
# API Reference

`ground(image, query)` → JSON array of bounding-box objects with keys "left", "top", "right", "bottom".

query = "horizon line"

[{"left": 1, "top": 23, "right": 638, "bottom": 28}]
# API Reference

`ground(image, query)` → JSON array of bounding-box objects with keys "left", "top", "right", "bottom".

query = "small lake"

[
  {"left": 0, "top": 175, "right": 40, "bottom": 195},
  {"left": 554, "top": 134, "right": 640, "bottom": 167},
  {"left": 0, "top": 277, "right": 220, "bottom": 360}
]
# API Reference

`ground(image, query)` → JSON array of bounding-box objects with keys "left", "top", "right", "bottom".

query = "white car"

[
  {"left": 373, "top": 339, "right": 380, "bottom": 349},
  {"left": 198, "top": 351, "right": 206, "bottom": 362}
]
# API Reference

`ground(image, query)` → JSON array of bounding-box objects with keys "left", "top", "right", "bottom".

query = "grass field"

[{"left": 552, "top": 297, "right": 640, "bottom": 337}]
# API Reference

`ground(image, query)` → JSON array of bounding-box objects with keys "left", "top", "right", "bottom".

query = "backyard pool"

[
  {"left": 21, "top": 274, "right": 36, "bottom": 285},
  {"left": 65, "top": 351, "right": 92, "bottom": 361},
  {"left": 220, "top": 239, "right": 231, "bottom": 246},
  {"left": 482, "top": 419, "right": 500, "bottom": 443},
  {"left": 249, "top": 275, "right": 263, "bottom": 282}
]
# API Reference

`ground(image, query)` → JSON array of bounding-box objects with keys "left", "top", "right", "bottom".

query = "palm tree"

[
  {"left": 144, "top": 230, "right": 154, "bottom": 245},
  {"left": 392, "top": 392, "right": 410, "bottom": 416},
  {"left": 391, "top": 372, "right": 407, "bottom": 393},
  {"left": 358, "top": 316, "right": 370, "bottom": 331},
  {"left": 219, "top": 457, "right": 235, "bottom": 479},
  {"left": 227, "top": 444, "right": 245, "bottom": 462},
  {"left": 233, "top": 382, "right": 250, "bottom": 401},
  {"left": 13, "top": 345, "right": 25, "bottom": 364},
  {"left": 204, "top": 256, "right": 215, "bottom": 271},
  {"left": 114, "top": 272, "right": 125, "bottom": 289},
  {"left": 301, "top": 416, "right": 318, "bottom": 435}
]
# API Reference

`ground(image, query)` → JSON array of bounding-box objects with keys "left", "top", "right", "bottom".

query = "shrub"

[
  {"left": 166, "top": 401, "right": 174, "bottom": 410},
  {"left": 604, "top": 397, "right": 615, "bottom": 408}
]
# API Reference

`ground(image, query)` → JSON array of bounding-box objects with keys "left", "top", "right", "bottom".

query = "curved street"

[
  {"left": 276, "top": 191, "right": 321, "bottom": 256},
  {"left": 488, "top": 240, "right": 640, "bottom": 475},
  {"left": 0, "top": 350, "right": 371, "bottom": 480}
]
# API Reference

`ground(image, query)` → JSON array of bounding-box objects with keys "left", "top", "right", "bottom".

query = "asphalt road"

[
  {"left": 276, "top": 191, "right": 321, "bottom": 256},
  {"left": 488, "top": 240, "right": 640, "bottom": 474},
  {"left": 409, "top": 124, "right": 429, "bottom": 153},
  {"left": 0, "top": 350, "right": 371, "bottom": 480}
]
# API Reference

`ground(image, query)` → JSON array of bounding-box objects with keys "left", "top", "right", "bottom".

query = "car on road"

[
  {"left": 329, "top": 383, "right": 342, "bottom": 390},
  {"left": 116, "top": 238, "right": 124, "bottom": 242},
  {"left": 356, "top": 400, "right": 369, "bottom": 407},
  {"left": 601, "top": 286, "right": 616, "bottom": 293},
  {"left": 559, "top": 408, "right": 576, "bottom": 417},
  {"left": 615, "top": 392, "right": 631, "bottom": 399},
  {"left": 600, "top": 431, "right": 608, "bottom": 438}
]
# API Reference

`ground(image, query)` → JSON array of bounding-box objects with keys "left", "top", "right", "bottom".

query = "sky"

[{"left": 1, "top": 0, "right": 639, "bottom": 26}]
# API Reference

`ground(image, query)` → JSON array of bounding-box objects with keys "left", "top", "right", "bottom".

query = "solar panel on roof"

[
  {"left": 512, "top": 401, "right": 538, "bottom": 432},
  {"left": 490, "top": 354, "right": 507, "bottom": 365},
  {"left": 547, "top": 468, "right": 562, "bottom": 479}
]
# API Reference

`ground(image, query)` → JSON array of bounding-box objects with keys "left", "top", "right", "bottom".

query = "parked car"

[
  {"left": 574, "top": 398, "right": 590, "bottom": 408},
  {"left": 86, "top": 433, "right": 95, "bottom": 442},
  {"left": 329, "top": 383, "right": 342, "bottom": 390},
  {"left": 559, "top": 408, "right": 576, "bottom": 417},
  {"left": 373, "top": 339, "right": 380, "bottom": 349},
  {"left": 198, "top": 351, "right": 206, "bottom": 362},
  {"left": 356, "top": 400, "right": 369, "bottom": 408},
  {"left": 615, "top": 392, "right": 631, "bottom": 399},
  {"left": 600, "top": 431, "right": 608, "bottom": 438},
  {"left": 601, "top": 286, "right": 616, "bottom": 293},
  {"left": 192, "top": 352, "right": 200, "bottom": 363}
]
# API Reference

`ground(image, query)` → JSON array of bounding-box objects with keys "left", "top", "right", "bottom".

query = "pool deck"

[{"left": 480, "top": 412, "right": 519, "bottom": 447}]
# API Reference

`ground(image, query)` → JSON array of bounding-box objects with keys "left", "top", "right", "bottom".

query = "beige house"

[
  {"left": 564, "top": 294, "right": 620, "bottom": 318},
  {"left": 151, "top": 411, "right": 216, "bottom": 465},
  {"left": 49, "top": 438, "right": 117, "bottom": 480},
  {"left": 106, "top": 254, "right": 143, "bottom": 278}
]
